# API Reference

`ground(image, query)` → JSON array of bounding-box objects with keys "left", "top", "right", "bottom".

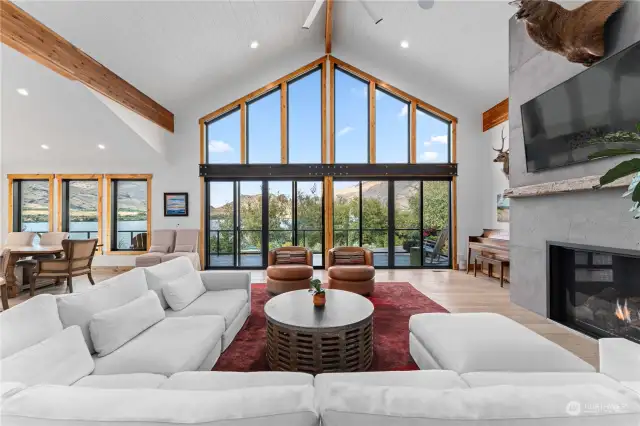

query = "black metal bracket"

[{"left": 199, "top": 163, "right": 457, "bottom": 179}]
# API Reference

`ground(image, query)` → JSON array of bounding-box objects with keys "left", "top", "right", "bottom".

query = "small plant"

[
  {"left": 589, "top": 123, "right": 640, "bottom": 219},
  {"left": 309, "top": 278, "right": 324, "bottom": 295}
]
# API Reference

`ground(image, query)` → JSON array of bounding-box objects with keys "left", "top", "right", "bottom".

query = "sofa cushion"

[
  {"left": 73, "top": 374, "right": 167, "bottom": 389},
  {"left": 135, "top": 253, "right": 164, "bottom": 267},
  {"left": 409, "top": 313, "right": 595, "bottom": 373},
  {"left": 0, "top": 384, "right": 318, "bottom": 426},
  {"left": 461, "top": 372, "right": 624, "bottom": 390},
  {"left": 0, "top": 326, "right": 94, "bottom": 386},
  {"left": 315, "top": 370, "right": 468, "bottom": 411},
  {"left": 0, "top": 382, "right": 27, "bottom": 403},
  {"left": 92, "top": 316, "right": 224, "bottom": 376},
  {"left": 152, "top": 230, "right": 177, "bottom": 252},
  {"left": 163, "top": 371, "right": 313, "bottom": 391},
  {"left": 321, "top": 383, "right": 640, "bottom": 426},
  {"left": 0, "top": 294, "right": 62, "bottom": 359},
  {"left": 144, "top": 257, "right": 195, "bottom": 309},
  {"left": 333, "top": 252, "right": 365, "bottom": 265},
  {"left": 160, "top": 252, "right": 201, "bottom": 269},
  {"left": 164, "top": 289, "right": 248, "bottom": 328},
  {"left": 148, "top": 245, "right": 169, "bottom": 253},
  {"left": 56, "top": 268, "right": 148, "bottom": 354},
  {"left": 622, "top": 381, "right": 640, "bottom": 396},
  {"left": 328, "top": 265, "right": 375, "bottom": 281},
  {"left": 266, "top": 264, "right": 313, "bottom": 280},
  {"left": 174, "top": 244, "right": 194, "bottom": 252},
  {"left": 90, "top": 291, "right": 165, "bottom": 357},
  {"left": 162, "top": 269, "right": 206, "bottom": 311},
  {"left": 275, "top": 250, "right": 308, "bottom": 264}
]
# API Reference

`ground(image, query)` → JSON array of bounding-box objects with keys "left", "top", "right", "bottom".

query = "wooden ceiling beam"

[
  {"left": 482, "top": 98, "right": 508, "bottom": 132},
  {"left": 1, "top": 1, "right": 174, "bottom": 133},
  {"left": 325, "top": 0, "right": 333, "bottom": 54}
]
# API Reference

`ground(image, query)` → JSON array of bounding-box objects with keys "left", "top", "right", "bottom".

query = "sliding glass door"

[
  {"left": 333, "top": 179, "right": 451, "bottom": 268},
  {"left": 206, "top": 180, "right": 324, "bottom": 269}
]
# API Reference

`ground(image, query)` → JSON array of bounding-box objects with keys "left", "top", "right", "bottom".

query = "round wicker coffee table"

[{"left": 265, "top": 289, "right": 374, "bottom": 374}]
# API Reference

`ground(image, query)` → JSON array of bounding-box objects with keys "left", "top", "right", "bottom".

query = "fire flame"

[{"left": 615, "top": 298, "right": 632, "bottom": 323}]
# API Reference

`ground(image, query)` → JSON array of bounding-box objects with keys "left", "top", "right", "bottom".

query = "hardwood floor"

[{"left": 9, "top": 267, "right": 599, "bottom": 368}]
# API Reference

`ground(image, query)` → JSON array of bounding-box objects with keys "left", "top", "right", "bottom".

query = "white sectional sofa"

[
  {"left": 1, "top": 257, "right": 250, "bottom": 379},
  {"left": 2, "top": 272, "right": 640, "bottom": 425}
]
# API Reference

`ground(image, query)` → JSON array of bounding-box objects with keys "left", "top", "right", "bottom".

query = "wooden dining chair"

[
  {"left": 0, "top": 248, "right": 12, "bottom": 310},
  {"left": 32, "top": 239, "right": 98, "bottom": 295}
]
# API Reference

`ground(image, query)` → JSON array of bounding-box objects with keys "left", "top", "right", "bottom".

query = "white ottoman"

[{"left": 409, "top": 312, "right": 595, "bottom": 373}]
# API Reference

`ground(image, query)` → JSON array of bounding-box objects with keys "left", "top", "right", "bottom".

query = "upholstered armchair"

[
  {"left": 32, "top": 239, "right": 98, "bottom": 295},
  {"left": 266, "top": 246, "right": 313, "bottom": 295},
  {"left": 161, "top": 229, "right": 201, "bottom": 270},
  {"left": 4, "top": 232, "right": 35, "bottom": 246},
  {"left": 135, "top": 230, "right": 176, "bottom": 267},
  {"left": 327, "top": 247, "right": 375, "bottom": 296},
  {"left": 15, "top": 232, "right": 69, "bottom": 288},
  {"left": 134, "top": 229, "right": 201, "bottom": 270}
]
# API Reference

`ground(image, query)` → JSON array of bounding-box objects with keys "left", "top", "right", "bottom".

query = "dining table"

[{"left": 0, "top": 245, "right": 64, "bottom": 298}]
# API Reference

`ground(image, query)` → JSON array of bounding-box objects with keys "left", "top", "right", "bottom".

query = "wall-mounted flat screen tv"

[{"left": 521, "top": 41, "right": 640, "bottom": 173}]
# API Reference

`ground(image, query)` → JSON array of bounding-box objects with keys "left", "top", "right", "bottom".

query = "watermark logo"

[
  {"left": 566, "top": 401, "right": 581, "bottom": 416},
  {"left": 566, "top": 401, "right": 628, "bottom": 416}
]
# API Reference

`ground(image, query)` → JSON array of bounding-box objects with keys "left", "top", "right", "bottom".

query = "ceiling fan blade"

[{"left": 302, "top": 0, "right": 326, "bottom": 29}]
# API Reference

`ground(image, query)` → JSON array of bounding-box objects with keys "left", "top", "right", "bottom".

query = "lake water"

[{"left": 22, "top": 221, "right": 146, "bottom": 232}]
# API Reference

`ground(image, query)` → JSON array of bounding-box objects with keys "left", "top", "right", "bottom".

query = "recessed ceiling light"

[
  {"left": 250, "top": 41, "right": 259, "bottom": 49},
  {"left": 400, "top": 40, "right": 409, "bottom": 49},
  {"left": 98, "top": 144, "right": 106, "bottom": 150},
  {"left": 17, "top": 88, "right": 29, "bottom": 96},
  {"left": 41, "top": 144, "right": 49, "bottom": 150}
]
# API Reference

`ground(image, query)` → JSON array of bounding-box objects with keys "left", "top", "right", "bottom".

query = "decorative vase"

[{"left": 313, "top": 292, "right": 326, "bottom": 307}]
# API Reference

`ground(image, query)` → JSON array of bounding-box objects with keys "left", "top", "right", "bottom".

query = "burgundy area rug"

[{"left": 213, "top": 282, "right": 449, "bottom": 372}]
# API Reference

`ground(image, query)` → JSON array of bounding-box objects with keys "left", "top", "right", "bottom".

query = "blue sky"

[{"left": 207, "top": 67, "right": 450, "bottom": 206}]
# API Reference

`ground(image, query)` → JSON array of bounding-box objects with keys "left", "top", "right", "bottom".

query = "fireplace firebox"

[{"left": 548, "top": 242, "right": 640, "bottom": 342}]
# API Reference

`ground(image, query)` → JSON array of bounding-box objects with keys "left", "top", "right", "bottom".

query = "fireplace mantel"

[{"left": 505, "top": 174, "right": 634, "bottom": 198}]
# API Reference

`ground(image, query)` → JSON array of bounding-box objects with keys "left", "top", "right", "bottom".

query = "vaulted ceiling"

[{"left": 10, "top": 0, "right": 514, "bottom": 113}]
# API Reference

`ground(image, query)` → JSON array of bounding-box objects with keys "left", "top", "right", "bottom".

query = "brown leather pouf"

[
  {"left": 327, "top": 265, "right": 375, "bottom": 296},
  {"left": 266, "top": 264, "right": 313, "bottom": 295}
]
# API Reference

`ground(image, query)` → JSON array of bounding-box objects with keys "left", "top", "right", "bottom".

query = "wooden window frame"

[
  {"left": 332, "top": 65, "right": 372, "bottom": 164},
  {"left": 56, "top": 174, "right": 104, "bottom": 254},
  {"left": 105, "top": 174, "right": 152, "bottom": 255},
  {"left": 286, "top": 67, "right": 324, "bottom": 164},
  {"left": 329, "top": 56, "right": 458, "bottom": 165},
  {"left": 198, "top": 55, "right": 459, "bottom": 269},
  {"left": 7, "top": 174, "right": 55, "bottom": 234}
]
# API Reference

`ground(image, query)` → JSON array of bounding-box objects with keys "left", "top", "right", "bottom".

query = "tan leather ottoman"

[
  {"left": 327, "top": 265, "right": 375, "bottom": 296},
  {"left": 266, "top": 264, "right": 313, "bottom": 295}
]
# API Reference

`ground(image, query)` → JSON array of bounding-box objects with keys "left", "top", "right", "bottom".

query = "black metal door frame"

[{"left": 206, "top": 178, "right": 325, "bottom": 270}]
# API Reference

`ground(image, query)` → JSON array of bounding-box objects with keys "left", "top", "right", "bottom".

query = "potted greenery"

[
  {"left": 589, "top": 123, "right": 640, "bottom": 219},
  {"left": 309, "top": 278, "right": 326, "bottom": 307}
]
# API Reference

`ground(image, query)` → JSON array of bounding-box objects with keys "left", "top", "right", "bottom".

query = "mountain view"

[
  {"left": 20, "top": 180, "right": 146, "bottom": 224},
  {"left": 208, "top": 180, "right": 449, "bottom": 258}
]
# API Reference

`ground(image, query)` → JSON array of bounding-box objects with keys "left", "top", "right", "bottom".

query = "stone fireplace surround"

[{"left": 508, "top": 2, "right": 640, "bottom": 319}]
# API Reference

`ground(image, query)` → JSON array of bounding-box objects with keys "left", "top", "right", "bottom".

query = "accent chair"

[
  {"left": 15, "top": 232, "right": 69, "bottom": 288},
  {"left": 134, "top": 229, "right": 201, "bottom": 270},
  {"left": 327, "top": 247, "right": 375, "bottom": 296},
  {"left": 266, "top": 246, "right": 313, "bottom": 295},
  {"left": 135, "top": 229, "right": 176, "bottom": 267},
  {"left": 4, "top": 232, "right": 35, "bottom": 246},
  {"left": 31, "top": 239, "right": 98, "bottom": 295},
  {"left": 161, "top": 229, "right": 201, "bottom": 270}
]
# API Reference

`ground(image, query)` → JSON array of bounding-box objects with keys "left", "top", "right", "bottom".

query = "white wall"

[
  {"left": 485, "top": 123, "right": 510, "bottom": 230},
  {"left": 2, "top": 44, "right": 493, "bottom": 268}
]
